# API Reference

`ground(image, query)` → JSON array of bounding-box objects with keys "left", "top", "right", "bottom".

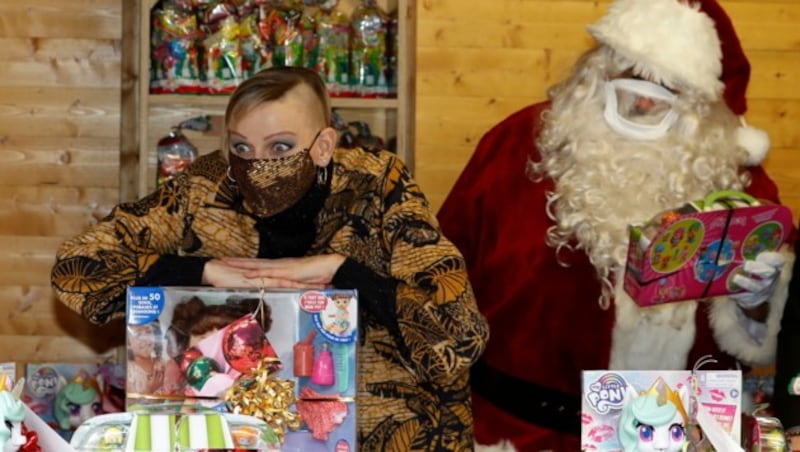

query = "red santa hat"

[{"left": 587, "top": 0, "right": 770, "bottom": 166}]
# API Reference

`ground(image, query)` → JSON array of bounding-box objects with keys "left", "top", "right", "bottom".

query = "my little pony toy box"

[
  {"left": 125, "top": 287, "right": 358, "bottom": 452},
  {"left": 581, "top": 370, "right": 742, "bottom": 451},
  {"left": 624, "top": 190, "right": 793, "bottom": 307}
]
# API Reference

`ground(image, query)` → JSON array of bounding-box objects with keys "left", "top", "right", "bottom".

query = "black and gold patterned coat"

[{"left": 52, "top": 147, "right": 489, "bottom": 451}]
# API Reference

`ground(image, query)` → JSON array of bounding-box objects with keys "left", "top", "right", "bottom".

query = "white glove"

[{"left": 730, "top": 251, "right": 785, "bottom": 309}]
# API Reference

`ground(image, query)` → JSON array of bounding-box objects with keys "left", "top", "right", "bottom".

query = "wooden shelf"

[{"left": 120, "top": 0, "right": 416, "bottom": 201}]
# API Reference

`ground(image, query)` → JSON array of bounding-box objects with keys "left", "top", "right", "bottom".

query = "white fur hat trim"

[
  {"left": 587, "top": 0, "right": 724, "bottom": 99},
  {"left": 737, "top": 117, "right": 770, "bottom": 166}
]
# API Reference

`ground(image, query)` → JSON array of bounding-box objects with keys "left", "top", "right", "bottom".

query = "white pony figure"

[
  {"left": 0, "top": 373, "right": 27, "bottom": 452},
  {"left": 618, "top": 377, "right": 691, "bottom": 452}
]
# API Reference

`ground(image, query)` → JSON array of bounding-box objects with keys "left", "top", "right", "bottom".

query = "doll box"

[
  {"left": 125, "top": 287, "right": 358, "bottom": 452},
  {"left": 581, "top": 370, "right": 742, "bottom": 451},
  {"left": 623, "top": 198, "right": 793, "bottom": 307}
]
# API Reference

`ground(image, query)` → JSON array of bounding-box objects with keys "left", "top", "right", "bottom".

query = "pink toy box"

[
  {"left": 581, "top": 370, "right": 742, "bottom": 451},
  {"left": 624, "top": 190, "right": 793, "bottom": 307}
]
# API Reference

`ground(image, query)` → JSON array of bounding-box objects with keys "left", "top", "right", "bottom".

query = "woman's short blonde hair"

[{"left": 223, "top": 67, "right": 331, "bottom": 153}]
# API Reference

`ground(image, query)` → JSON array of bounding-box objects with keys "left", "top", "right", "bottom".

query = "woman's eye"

[
  {"left": 231, "top": 142, "right": 252, "bottom": 155},
  {"left": 272, "top": 142, "right": 293, "bottom": 154}
]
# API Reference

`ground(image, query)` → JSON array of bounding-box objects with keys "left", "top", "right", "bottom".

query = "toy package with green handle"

[{"left": 624, "top": 190, "right": 794, "bottom": 307}]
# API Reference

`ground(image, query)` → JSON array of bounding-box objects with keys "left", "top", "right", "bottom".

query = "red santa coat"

[{"left": 437, "top": 102, "right": 786, "bottom": 451}]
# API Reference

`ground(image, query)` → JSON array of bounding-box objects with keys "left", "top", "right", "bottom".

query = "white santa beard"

[
  {"left": 551, "top": 120, "right": 717, "bottom": 275},
  {"left": 548, "top": 108, "right": 741, "bottom": 370}
]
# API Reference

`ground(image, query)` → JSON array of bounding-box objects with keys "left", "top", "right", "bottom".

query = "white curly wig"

[{"left": 527, "top": 46, "right": 751, "bottom": 309}]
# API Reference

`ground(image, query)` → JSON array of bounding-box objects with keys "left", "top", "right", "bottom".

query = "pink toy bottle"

[{"left": 311, "top": 342, "right": 335, "bottom": 386}]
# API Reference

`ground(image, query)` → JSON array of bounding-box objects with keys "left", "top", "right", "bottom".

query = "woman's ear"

[{"left": 311, "top": 126, "right": 338, "bottom": 167}]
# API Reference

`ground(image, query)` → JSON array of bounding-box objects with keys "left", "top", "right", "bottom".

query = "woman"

[{"left": 51, "top": 66, "right": 488, "bottom": 451}]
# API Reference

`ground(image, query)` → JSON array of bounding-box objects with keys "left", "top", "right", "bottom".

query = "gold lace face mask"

[{"left": 228, "top": 132, "right": 320, "bottom": 218}]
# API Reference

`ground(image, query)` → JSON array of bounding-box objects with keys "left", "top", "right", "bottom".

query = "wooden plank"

[
  {"left": 0, "top": 165, "right": 118, "bottom": 188},
  {"left": 0, "top": 236, "right": 63, "bottom": 287},
  {"left": 417, "top": 1, "right": 800, "bottom": 51},
  {"left": 0, "top": 37, "right": 120, "bottom": 60},
  {"left": 417, "top": 0, "right": 610, "bottom": 22},
  {"left": 120, "top": 0, "right": 141, "bottom": 203},
  {"left": 0, "top": 185, "right": 117, "bottom": 237},
  {"left": 0, "top": 204, "right": 116, "bottom": 238},
  {"left": 416, "top": 47, "right": 800, "bottom": 100},
  {"left": 418, "top": 19, "right": 598, "bottom": 50},
  {"left": 0, "top": 135, "right": 120, "bottom": 187},
  {"left": 0, "top": 289, "right": 123, "bottom": 357},
  {"left": 0, "top": 333, "right": 123, "bottom": 363},
  {"left": 416, "top": 47, "right": 582, "bottom": 98},
  {"left": 0, "top": 87, "right": 120, "bottom": 138},
  {"left": 745, "top": 99, "right": 800, "bottom": 149},
  {"left": 0, "top": 56, "right": 120, "bottom": 89},
  {"left": 419, "top": 19, "right": 800, "bottom": 53},
  {"left": 0, "top": 0, "right": 121, "bottom": 39},
  {"left": 747, "top": 50, "right": 800, "bottom": 99}
]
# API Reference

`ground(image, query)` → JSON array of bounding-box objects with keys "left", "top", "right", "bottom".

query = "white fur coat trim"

[
  {"left": 709, "top": 247, "right": 794, "bottom": 366},
  {"left": 609, "top": 280, "right": 698, "bottom": 370}
]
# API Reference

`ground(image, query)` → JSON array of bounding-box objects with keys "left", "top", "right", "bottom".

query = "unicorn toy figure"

[
  {"left": 53, "top": 371, "right": 103, "bottom": 433},
  {"left": 618, "top": 377, "right": 691, "bottom": 452},
  {"left": 0, "top": 373, "right": 29, "bottom": 452}
]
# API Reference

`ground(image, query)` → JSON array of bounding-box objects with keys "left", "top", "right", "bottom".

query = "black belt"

[{"left": 471, "top": 360, "right": 581, "bottom": 436}]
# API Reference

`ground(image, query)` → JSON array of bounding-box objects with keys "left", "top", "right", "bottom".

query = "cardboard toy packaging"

[
  {"left": 581, "top": 370, "right": 742, "bottom": 451},
  {"left": 0, "top": 371, "right": 76, "bottom": 452},
  {"left": 125, "top": 287, "right": 358, "bottom": 452},
  {"left": 70, "top": 409, "right": 281, "bottom": 451},
  {"left": 624, "top": 190, "right": 793, "bottom": 307},
  {"left": 22, "top": 362, "right": 125, "bottom": 442}
]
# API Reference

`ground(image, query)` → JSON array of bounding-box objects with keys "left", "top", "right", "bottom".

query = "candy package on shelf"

[
  {"left": 199, "top": 2, "right": 244, "bottom": 94},
  {"left": 624, "top": 190, "right": 793, "bottom": 307},
  {"left": 150, "top": 0, "right": 202, "bottom": 94},
  {"left": 351, "top": 0, "right": 390, "bottom": 98},
  {"left": 259, "top": 0, "right": 308, "bottom": 68},
  {"left": 311, "top": 0, "right": 354, "bottom": 97},
  {"left": 125, "top": 286, "right": 358, "bottom": 451}
]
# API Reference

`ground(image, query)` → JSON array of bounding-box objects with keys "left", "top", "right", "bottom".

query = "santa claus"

[{"left": 437, "top": 0, "right": 796, "bottom": 450}]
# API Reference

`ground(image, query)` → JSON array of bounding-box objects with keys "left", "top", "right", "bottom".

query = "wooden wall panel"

[
  {"left": 0, "top": 0, "right": 124, "bottom": 364},
  {"left": 415, "top": 0, "right": 800, "bottom": 220}
]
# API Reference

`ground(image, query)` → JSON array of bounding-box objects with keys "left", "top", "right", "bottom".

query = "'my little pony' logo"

[{"left": 585, "top": 373, "right": 628, "bottom": 415}]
